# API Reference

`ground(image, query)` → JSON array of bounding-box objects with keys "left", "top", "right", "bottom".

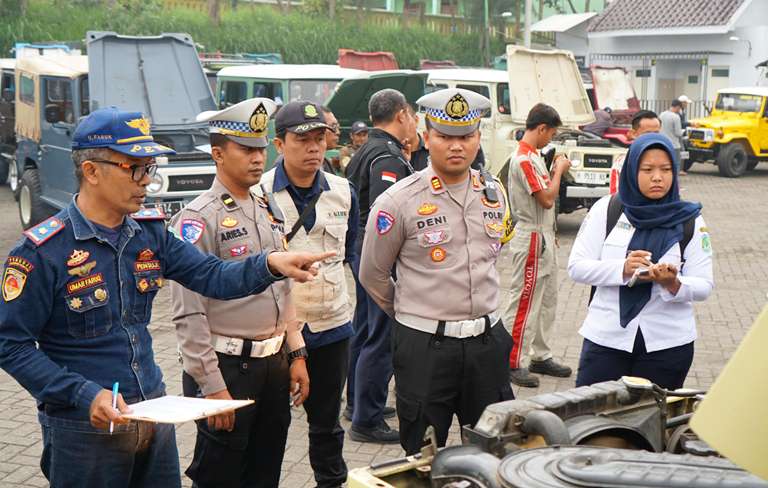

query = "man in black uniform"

[{"left": 344, "top": 89, "right": 416, "bottom": 443}]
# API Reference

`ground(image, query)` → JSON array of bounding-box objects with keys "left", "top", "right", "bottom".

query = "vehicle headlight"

[
  {"left": 715, "top": 128, "right": 724, "bottom": 138},
  {"left": 147, "top": 173, "right": 164, "bottom": 194}
]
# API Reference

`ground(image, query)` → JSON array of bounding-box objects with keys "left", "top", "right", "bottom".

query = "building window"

[
  {"left": 687, "top": 75, "right": 699, "bottom": 84},
  {"left": 635, "top": 69, "right": 651, "bottom": 78},
  {"left": 712, "top": 68, "right": 730, "bottom": 78},
  {"left": 20, "top": 74, "right": 34, "bottom": 105}
]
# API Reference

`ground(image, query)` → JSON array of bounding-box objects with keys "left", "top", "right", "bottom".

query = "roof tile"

[{"left": 588, "top": 0, "right": 745, "bottom": 32}]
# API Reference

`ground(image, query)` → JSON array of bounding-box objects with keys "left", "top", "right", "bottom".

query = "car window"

[
  {"left": 20, "top": 74, "right": 34, "bottom": 105},
  {"left": 44, "top": 78, "right": 74, "bottom": 124},
  {"left": 253, "top": 82, "right": 283, "bottom": 104},
  {"left": 497, "top": 83, "right": 510, "bottom": 114},
  {"left": 425, "top": 82, "right": 448, "bottom": 94},
  {"left": 457, "top": 84, "right": 491, "bottom": 118},
  {"left": 288, "top": 80, "right": 340, "bottom": 105},
  {"left": 715, "top": 93, "right": 763, "bottom": 113},
  {"left": 80, "top": 76, "right": 90, "bottom": 116},
  {"left": 1, "top": 72, "right": 14, "bottom": 95},
  {"left": 219, "top": 80, "right": 247, "bottom": 108}
]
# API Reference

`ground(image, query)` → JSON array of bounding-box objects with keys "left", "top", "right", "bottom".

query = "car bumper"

[
  {"left": 688, "top": 147, "right": 715, "bottom": 162},
  {"left": 565, "top": 185, "right": 610, "bottom": 199}
]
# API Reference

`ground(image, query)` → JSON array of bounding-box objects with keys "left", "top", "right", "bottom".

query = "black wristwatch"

[{"left": 288, "top": 347, "right": 308, "bottom": 363}]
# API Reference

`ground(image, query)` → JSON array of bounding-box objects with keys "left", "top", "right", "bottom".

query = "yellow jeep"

[{"left": 687, "top": 87, "right": 768, "bottom": 177}]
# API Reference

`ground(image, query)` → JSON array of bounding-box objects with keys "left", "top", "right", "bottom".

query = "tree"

[{"left": 208, "top": 0, "right": 220, "bottom": 26}]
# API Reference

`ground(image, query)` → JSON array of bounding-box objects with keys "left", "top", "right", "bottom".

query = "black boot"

[{"left": 529, "top": 358, "right": 572, "bottom": 378}]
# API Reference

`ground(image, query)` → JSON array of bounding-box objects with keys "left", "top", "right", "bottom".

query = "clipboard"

[{"left": 121, "top": 396, "right": 254, "bottom": 424}]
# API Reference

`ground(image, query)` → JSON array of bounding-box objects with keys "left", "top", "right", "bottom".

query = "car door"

[{"left": 39, "top": 76, "right": 78, "bottom": 207}]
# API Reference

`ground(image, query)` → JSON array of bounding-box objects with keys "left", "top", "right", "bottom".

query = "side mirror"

[
  {"left": 45, "top": 104, "right": 63, "bottom": 124},
  {"left": 1, "top": 88, "right": 13, "bottom": 103}
]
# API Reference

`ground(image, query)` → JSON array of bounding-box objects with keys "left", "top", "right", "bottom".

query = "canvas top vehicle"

[{"left": 11, "top": 31, "right": 218, "bottom": 229}]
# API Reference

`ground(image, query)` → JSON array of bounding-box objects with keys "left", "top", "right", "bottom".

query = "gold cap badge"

[
  {"left": 249, "top": 103, "right": 269, "bottom": 134},
  {"left": 445, "top": 94, "right": 469, "bottom": 119},
  {"left": 304, "top": 104, "right": 318, "bottom": 118}
]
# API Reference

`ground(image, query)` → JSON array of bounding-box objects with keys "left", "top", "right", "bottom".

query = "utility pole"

[
  {"left": 483, "top": 0, "right": 491, "bottom": 67},
  {"left": 523, "top": 0, "right": 533, "bottom": 47}
]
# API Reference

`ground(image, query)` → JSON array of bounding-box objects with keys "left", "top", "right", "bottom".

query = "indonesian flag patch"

[{"left": 381, "top": 171, "right": 397, "bottom": 184}]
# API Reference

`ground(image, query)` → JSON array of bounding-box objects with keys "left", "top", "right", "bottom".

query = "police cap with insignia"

[
  {"left": 351, "top": 120, "right": 369, "bottom": 134},
  {"left": 416, "top": 88, "right": 491, "bottom": 136},
  {"left": 275, "top": 100, "right": 330, "bottom": 135},
  {"left": 72, "top": 107, "right": 176, "bottom": 157},
  {"left": 196, "top": 97, "right": 278, "bottom": 148}
]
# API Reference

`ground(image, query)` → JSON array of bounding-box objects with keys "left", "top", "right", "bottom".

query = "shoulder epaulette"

[
  {"left": 130, "top": 207, "right": 166, "bottom": 220},
  {"left": 23, "top": 216, "right": 65, "bottom": 246},
  {"left": 186, "top": 192, "right": 217, "bottom": 213}
]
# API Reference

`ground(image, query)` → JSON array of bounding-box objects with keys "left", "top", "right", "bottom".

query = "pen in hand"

[{"left": 110, "top": 382, "right": 119, "bottom": 434}]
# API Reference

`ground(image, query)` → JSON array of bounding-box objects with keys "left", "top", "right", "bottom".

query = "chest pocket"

[
  {"left": 481, "top": 208, "right": 505, "bottom": 239},
  {"left": 323, "top": 224, "right": 345, "bottom": 261},
  {"left": 131, "top": 263, "right": 164, "bottom": 323},
  {"left": 64, "top": 287, "right": 112, "bottom": 338}
]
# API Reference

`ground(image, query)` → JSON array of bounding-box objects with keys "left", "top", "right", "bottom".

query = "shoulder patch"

[
  {"left": 130, "top": 207, "right": 166, "bottom": 220},
  {"left": 180, "top": 219, "right": 205, "bottom": 244},
  {"left": 23, "top": 217, "right": 65, "bottom": 246}
]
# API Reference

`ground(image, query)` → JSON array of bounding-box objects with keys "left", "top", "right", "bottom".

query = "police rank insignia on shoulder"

[
  {"left": 24, "top": 217, "right": 65, "bottom": 245},
  {"left": 445, "top": 94, "right": 469, "bottom": 119},
  {"left": 376, "top": 210, "right": 395, "bottom": 235},
  {"left": 430, "top": 177, "right": 443, "bottom": 192},
  {"left": 180, "top": 219, "right": 205, "bottom": 244}
]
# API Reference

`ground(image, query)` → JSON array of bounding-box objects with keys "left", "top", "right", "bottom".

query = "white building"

[{"left": 584, "top": 0, "right": 768, "bottom": 113}]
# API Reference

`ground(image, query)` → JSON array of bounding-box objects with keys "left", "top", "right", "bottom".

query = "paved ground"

[{"left": 0, "top": 163, "right": 766, "bottom": 487}]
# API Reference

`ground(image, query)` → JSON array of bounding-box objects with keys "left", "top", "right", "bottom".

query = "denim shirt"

[{"left": 0, "top": 197, "right": 280, "bottom": 420}]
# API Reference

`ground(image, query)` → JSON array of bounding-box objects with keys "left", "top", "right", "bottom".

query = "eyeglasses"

[
  {"left": 328, "top": 123, "right": 340, "bottom": 134},
  {"left": 90, "top": 159, "right": 158, "bottom": 182}
]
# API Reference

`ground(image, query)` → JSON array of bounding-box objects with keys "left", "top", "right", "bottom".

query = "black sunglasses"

[{"left": 90, "top": 159, "right": 158, "bottom": 182}]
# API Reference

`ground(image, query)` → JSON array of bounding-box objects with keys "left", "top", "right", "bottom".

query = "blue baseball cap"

[{"left": 72, "top": 107, "right": 175, "bottom": 157}]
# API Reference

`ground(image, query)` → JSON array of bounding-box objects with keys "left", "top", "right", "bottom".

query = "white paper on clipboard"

[{"left": 121, "top": 396, "right": 254, "bottom": 424}]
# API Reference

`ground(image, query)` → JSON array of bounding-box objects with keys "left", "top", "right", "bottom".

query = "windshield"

[
  {"left": 289, "top": 80, "right": 340, "bottom": 105},
  {"left": 715, "top": 93, "right": 764, "bottom": 113}
]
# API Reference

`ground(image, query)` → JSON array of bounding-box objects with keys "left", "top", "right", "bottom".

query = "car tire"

[
  {"left": 716, "top": 143, "right": 749, "bottom": 178},
  {"left": 8, "top": 157, "right": 20, "bottom": 200},
  {"left": 18, "top": 168, "right": 56, "bottom": 229}
]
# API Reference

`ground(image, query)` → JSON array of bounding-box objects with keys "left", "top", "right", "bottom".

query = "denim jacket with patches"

[{"left": 0, "top": 197, "right": 280, "bottom": 420}]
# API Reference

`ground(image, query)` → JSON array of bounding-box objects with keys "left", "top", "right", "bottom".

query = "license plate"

[
  {"left": 680, "top": 151, "right": 690, "bottom": 160},
  {"left": 574, "top": 171, "right": 607, "bottom": 185}
]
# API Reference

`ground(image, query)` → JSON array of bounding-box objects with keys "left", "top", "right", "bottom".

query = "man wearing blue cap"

[{"left": 0, "top": 106, "right": 333, "bottom": 488}]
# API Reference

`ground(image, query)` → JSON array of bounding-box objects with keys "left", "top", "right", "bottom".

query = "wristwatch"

[{"left": 288, "top": 347, "right": 308, "bottom": 363}]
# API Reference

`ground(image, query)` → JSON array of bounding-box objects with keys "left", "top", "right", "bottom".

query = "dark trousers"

[
  {"left": 392, "top": 321, "right": 514, "bottom": 455},
  {"left": 575, "top": 329, "right": 694, "bottom": 390},
  {"left": 182, "top": 350, "right": 290, "bottom": 488},
  {"left": 348, "top": 235, "right": 393, "bottom": 427},
  {"left": 346, "top": 238, "right": 367, "bottom": 411},
  {"left": 304, "top": 339, "right": 351, "bottom": 488}
]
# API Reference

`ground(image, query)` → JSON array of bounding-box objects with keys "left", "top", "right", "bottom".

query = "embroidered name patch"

[{"left": 67, "top": 273, "right": 105, "bottom": 294}]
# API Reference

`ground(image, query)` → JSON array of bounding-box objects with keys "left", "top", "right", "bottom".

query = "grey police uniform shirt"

[
  {"left": 359, "top": 165, "right": 506, "bottom": 322},
  {"left": 170, "top": 177, "right": 303, "bottom": 396}
]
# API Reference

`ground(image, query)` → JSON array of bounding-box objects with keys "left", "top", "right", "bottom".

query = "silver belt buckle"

[
  {"left": 225, "top": 337, "right": 240, "bottom": 355},
  {"left": 458, "top": 320, "right": 477, "bottom": 338}
]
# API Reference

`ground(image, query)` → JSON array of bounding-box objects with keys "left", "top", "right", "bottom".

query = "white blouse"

[{"left": 568, "top": 195, "right": 714, "bottom": 353}]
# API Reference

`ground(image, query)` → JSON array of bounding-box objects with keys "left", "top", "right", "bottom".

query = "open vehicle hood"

[
  {"left": 86, "top": 31, "right": 215, "bottom": 126},
  {"left": 506, "top": 45, "right": 594, "bottom": 127},
  {"left": 325, "top": 70, "right": 427, "bottom": 128},
  {"left": 590, "top": 65, "right": 640, "bottom": 114}
]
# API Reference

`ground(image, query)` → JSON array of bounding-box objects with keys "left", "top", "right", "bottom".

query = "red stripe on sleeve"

[{"left": 520, "top": 160, "right": 543, "bottom": 193}]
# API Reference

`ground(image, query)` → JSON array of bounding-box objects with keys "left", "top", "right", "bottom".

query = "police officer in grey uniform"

[
  {"left": 171, "top": 98, "right": 311, "bottom": 488},
  {"left": 359, "top": 88, "right": 514, "bottom": 454}
]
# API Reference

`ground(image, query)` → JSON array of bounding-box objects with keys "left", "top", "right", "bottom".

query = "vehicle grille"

[
  {"left": 582, "top": 154, "right": 613, "bottom": 169},
  {"left": 688, "top": 130, "right": 705, "bottom": 140},
  {"left": 167, "top": 174, "right": 215, "bottom": 192}
]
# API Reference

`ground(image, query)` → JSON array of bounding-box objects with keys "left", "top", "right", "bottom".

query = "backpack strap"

[
  {"left": 679, "top": 216, "right": 696, "bottom": 270},
  {"left": 589, "top": 194, "right": 622, "bottom": 304}
]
